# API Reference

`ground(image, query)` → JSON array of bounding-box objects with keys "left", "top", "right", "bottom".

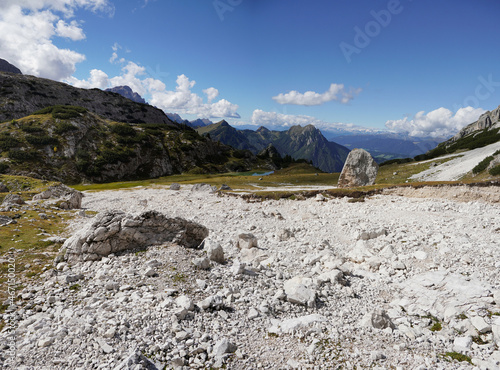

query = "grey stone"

[
  {"left": 361, "top": 309, "right": 395, "bottom": 330},
  {"left": 61, "top": 210, "right": 209, "bottom": 263},
  {"left": 1, "top": 193, "right": 25, "bottom": 206},
  {"left": 284, "top": 276, "right": 316, "bottom": 308},
  {"left": 113, "top": 348, "right": 158, "bottom": 370},
  {"left": 206, "top": 242, "right": 225, "bottom": 263},
  {"left": 219, "top": 184, "right": 232, "bottom": 191},
  {"left": 192, "top": 257, "right": 210, "bottom": 270},
  {"left": 32, "top": 184, "right": 83, "bottom": 209},
  {"left": 212, "top": 338, "right": 237, "bottom": 358},
  {"left": 0, "top": 182, "right": 8, "bottom": 192},
  {"left": 236, "top": 233, "right": 258, "bottom": 250},
  {"left": 191, "top": 183, "right": 217, "bottom": 192},
  {"left": 338, "top": 148, "right": 378, "bottom": 188},
  {"left": 170, "top": 183, "right": 181, "bottom": 190}
]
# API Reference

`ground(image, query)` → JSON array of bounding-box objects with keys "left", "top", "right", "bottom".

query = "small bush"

[
  {"left": 489, "top": 164, "right": 500, "bottom": 176},
  {"left": 33, "top": 105, "right": 87, "bottom": 119},
  {"left": 443, "top": 352, "right": 472, "bottom": 364},
  {"left": 54, "top": 122, "right": 78, "bottom": 135},
  {"left": 8, "top": 149, "right": 38, "bottom": 161},
  {"left": 380, "top": 158, "right": 413, "bottom": 166},
  {"left": 110, "top": 123, "right": 136, "bottom": 137},
  {"left": 430, "top": 322, "right": 442, "bottom": 332},
  {"left": 472, "top": 156, "right": 494, "bottom": 174},
  {"left": 20, "top": 122, "right": 45, "bottom": 133},
  {"left": 25, "top": 134, "right": 59, "bottom": 146},
  {"left": 0, "top": 133, "right": 20, "bottom": 151},
  {"left": 0, "top": 162, "right": 9, "bottom": 173}
]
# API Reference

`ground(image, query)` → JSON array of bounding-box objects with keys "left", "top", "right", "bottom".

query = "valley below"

[{"left": 1, "top": 183, "right": 499, "bottom": 369}]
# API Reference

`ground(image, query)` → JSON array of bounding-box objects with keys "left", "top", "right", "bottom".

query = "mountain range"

[{"left": 196, "top": 121, "right": 349, "bottom": 173}]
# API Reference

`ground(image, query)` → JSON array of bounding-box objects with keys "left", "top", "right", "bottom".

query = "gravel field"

[{"left": 2, "top": 184, "right": 500, "bottom": 369}]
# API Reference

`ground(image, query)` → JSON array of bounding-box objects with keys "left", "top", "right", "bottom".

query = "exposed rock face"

[
  {"left": 33, "top": 184, "right": 83, "bottom": 209},
  {"left": 106, "top": 86, "right": 146, "bottom": 104},
  {"left": 338, "top": 148, "right": 378, "bottom": 188},
  {"left": 0, "top": 182, "right": 8, "bottom": 192},
  {"left": 0, "top": 58, "right": 22, "bottom": 74},
  {"left": 61, "top": 210, "right": 209, "bottom": 263}
]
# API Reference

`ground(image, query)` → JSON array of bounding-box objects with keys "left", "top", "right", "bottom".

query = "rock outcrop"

[
  {"left": 0, "top": 58, "right": 22, "bottom": 74},
  {"left": 61, "top": 210, "right": 209, "bottom": 263},
  {"left": 338, "top": 148, "right": 378, "bottom": 188},
  {"left": 33, "top": 184, "right": 83, "bottom": 209},
  {"left": 449, "top": 104, "right": 500, "bottom": 143},
  {"left": 106, "top": 86, "right": 146, "bottom": 104}
]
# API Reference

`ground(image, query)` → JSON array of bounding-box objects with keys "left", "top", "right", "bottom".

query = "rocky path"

[{"left": 2, "top": 185, "right": 500, "bottom": 369}]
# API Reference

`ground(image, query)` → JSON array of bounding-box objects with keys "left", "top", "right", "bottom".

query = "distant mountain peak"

[
  {"left": 218, "top": 120, "right": 230, "bottom": 127},
  {"left": 0, "top": 58, "right": 22, "bottom": 74},
  {"left": 257, "top": 126, "right": 270, "bottom": 133},
  {"left": 105, "top": 85, "right": 146, "bottom": 104}
]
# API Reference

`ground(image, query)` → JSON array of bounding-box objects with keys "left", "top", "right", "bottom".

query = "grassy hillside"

[{"left": 0, "top": 106, "right": 274, "bottom": 183}]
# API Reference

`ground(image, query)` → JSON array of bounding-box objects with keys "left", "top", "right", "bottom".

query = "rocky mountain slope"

[
  {"left": 2, "top": 185, "right": 499, "bottom": 369},
  {"left": 0, "top": 58, "right": 22, "bottom": 74},
  {"left": 0, "top": 73, "right": 173, "bottom": 125},
  {"left": 0, "top": 107, "right": 272, "bottom": 183},
  {"left": 448, "top": 104, "right": 500, "bottom": 144},
  {"left": 415, "top": 105, "right": 500, "bottom": 162},
  {"left": 105, "top": 86, "right": 146, "bottom": 104},
  {"left": 197, "top": 121, "right": 350, "bottom": 173}
]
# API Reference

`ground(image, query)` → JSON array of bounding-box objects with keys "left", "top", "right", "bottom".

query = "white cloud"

[
  {"left": 203, "top": 87, "right": 219, "bottom": 103},
  {"left": 385, "top": 107, "right": 486, "bottom": 138},
  {"left": 272, "top": 83, "right": 362, "bottom": 106},
  {"left": 248, "top": 109, "right": 371, "bottom": 133},
  {"left": 68, "top": 58, "right": 240, "bottom": 119},
  {"left": 0, "top": 1, "right": 113, "bottom": 80},
  {"left": 55, "top": 19, "right": 85, "bottom": 40}
]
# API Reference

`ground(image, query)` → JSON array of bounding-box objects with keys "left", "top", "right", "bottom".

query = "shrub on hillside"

[
  {"left": 8, "top": 149, "right": 38, "bottom": 161},
  {"left": 33, "top": 105, "right": 87, "bottom": 119},
  {"left": 472, "top": 156, "right": 494, "bottom": 174},
  {"left": 110, "top": 123, "right": 136, "bottom": 137},
  {"left": 54, "top": 122, "right": 78, "bottom": 135},
  {"left": 0, "top": 133, "right": 20, "bottom": 152},
  {"left": 489, "top": 164, "right": 500, "bottom": 176},
  {"left": 25, "top": 134, "right": 58, "bottom": 146}
]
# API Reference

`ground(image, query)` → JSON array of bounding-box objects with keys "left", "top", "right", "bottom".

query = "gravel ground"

[{"left": 2, "top": 185, "right": 500, "bottom": 369}]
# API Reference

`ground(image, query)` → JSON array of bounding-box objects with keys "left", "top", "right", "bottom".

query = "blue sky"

[{"left": 1, "top": 0, "right": 500, "bottom": 138}]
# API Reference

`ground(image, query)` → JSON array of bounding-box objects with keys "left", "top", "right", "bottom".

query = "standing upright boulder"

[{"left": 338, "top": 149, "right": 378, "bottom": 188}]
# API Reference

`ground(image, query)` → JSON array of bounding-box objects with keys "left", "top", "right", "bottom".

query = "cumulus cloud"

[
  {"left": 248, "top": 109, "right": 370, "bottom": 133},
  {"left": 385, "top": 107, "right": 486, "bottom": 138},
  {"left": 0, "top": 1, "right": 113, "bottom": 80},
  {"left": 272, "top": 83, "right": 362, "bottom": 106},
  {"left": 68, "top": 54, "right": 240, "bottom": 119}
]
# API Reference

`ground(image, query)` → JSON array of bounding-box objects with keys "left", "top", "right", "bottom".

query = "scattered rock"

[
  {"left": 219, "top": 184, "right": 232, "bottom": 191},
  {"left": 360, "top": 309, "right": 395, "bottom": 330},
  {"left": 0, "top": 182, "right": 8, "bottom": 192}
]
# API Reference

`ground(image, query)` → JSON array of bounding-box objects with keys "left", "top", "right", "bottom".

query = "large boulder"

[
  {"left": 61, "top": 210, "right": 209, "bottom": 263},
  {"left": 1, "top": 193, "right": 25, "bottom": 206},
  {"left": 33, "top": 184, "right": 83, "bottom": 209},
  {"left": 338, "top": 148, "right": 378, "bottom": 188}
]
